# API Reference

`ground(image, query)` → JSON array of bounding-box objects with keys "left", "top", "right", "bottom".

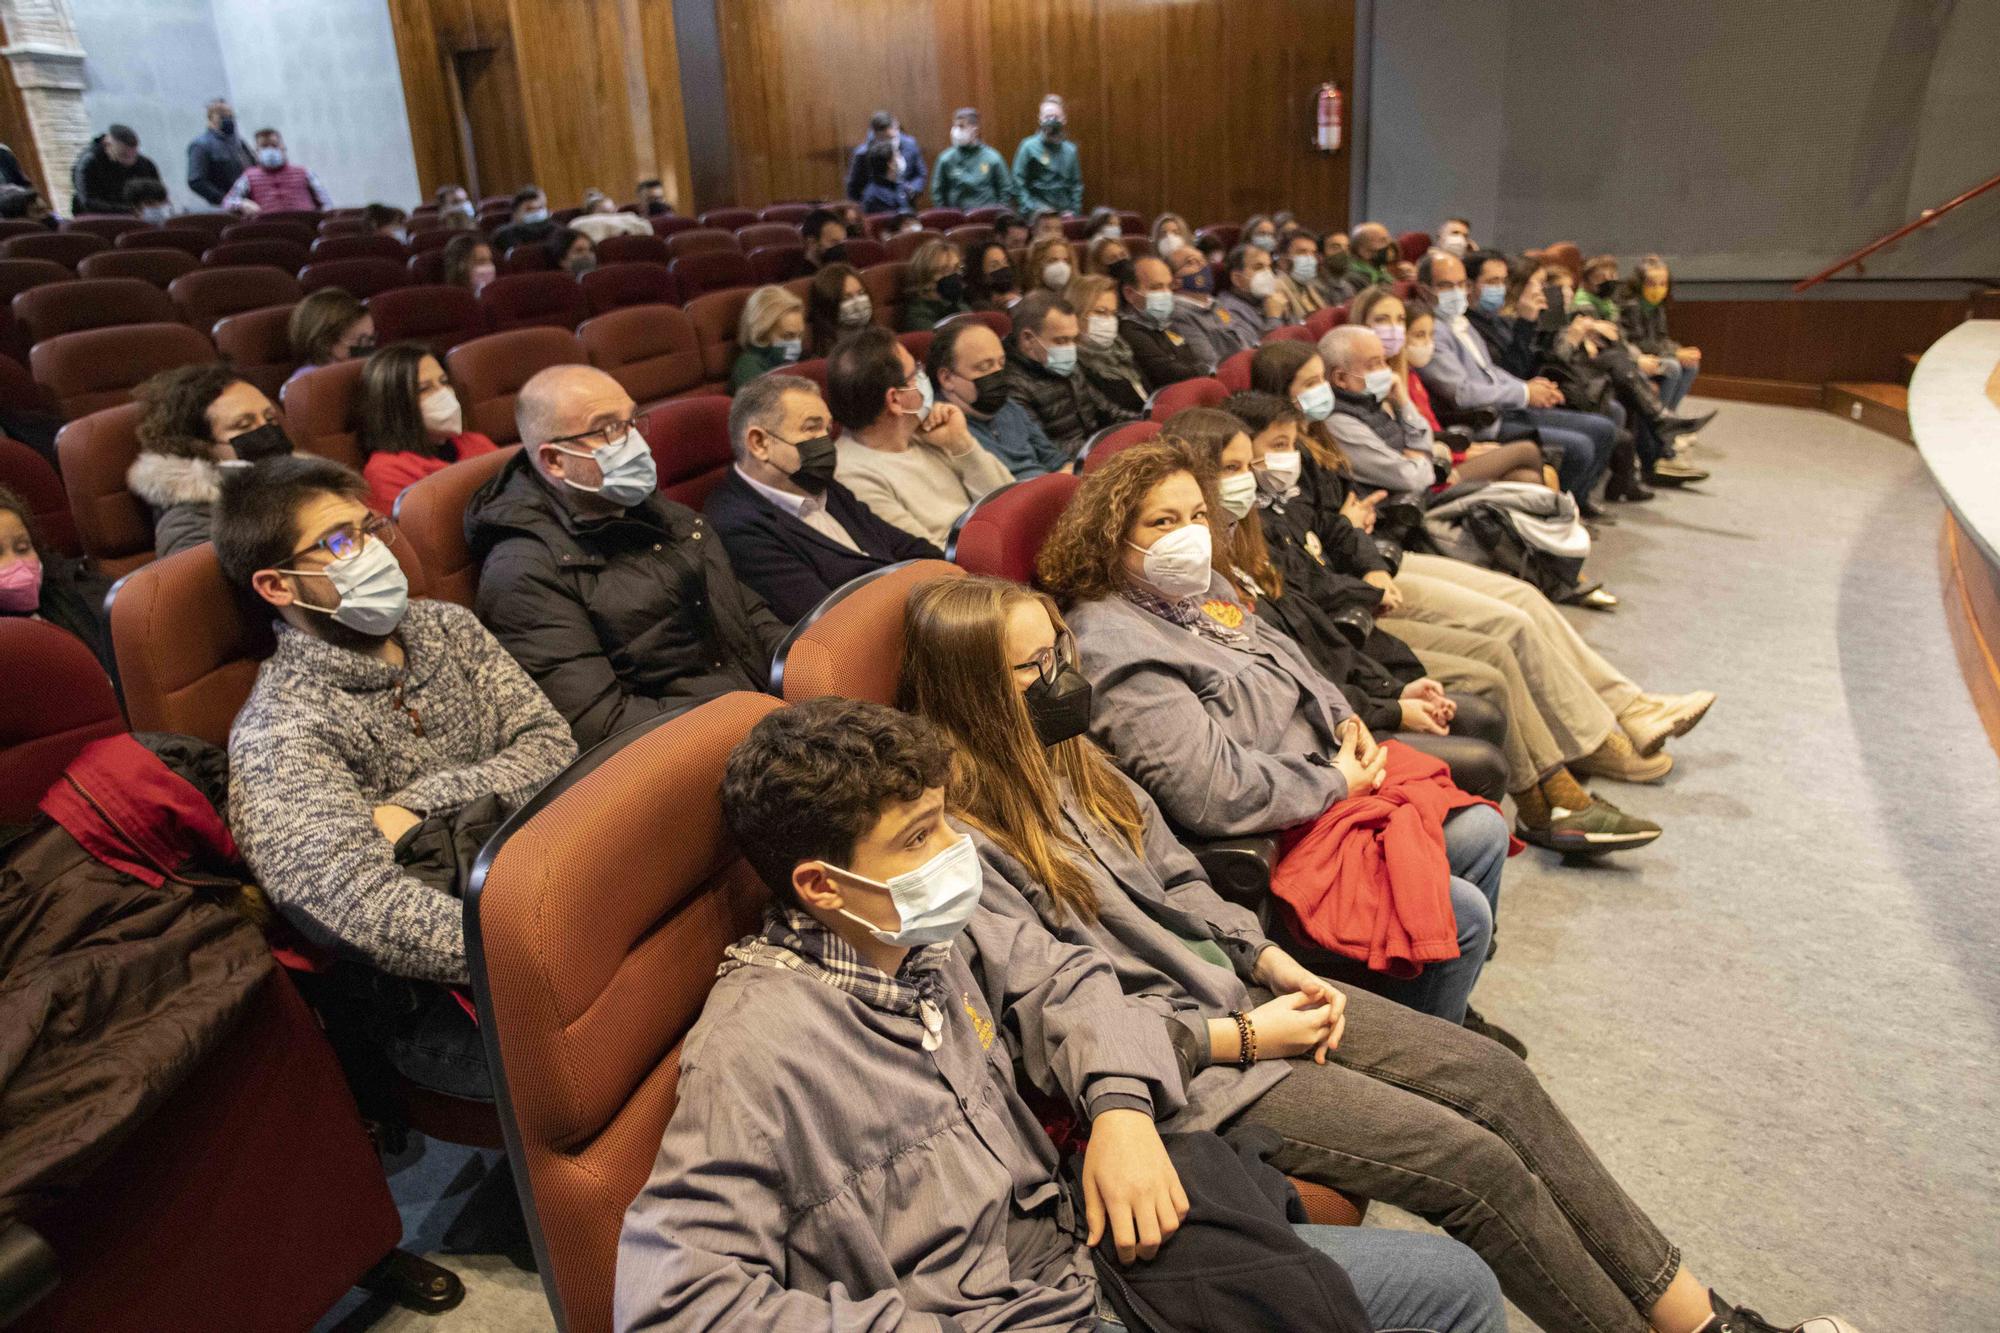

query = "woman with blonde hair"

[
  {"left": 730, "top": 285, "right": 807, "bottom": 390},
  {"left": 895, "top": 239, "right": 968, "bottom": 330},
  {"left": 1064, "top": 272, "right": 1146, "bottom": 412},
  {"left": 1084, "top": 232, "right": 1131, "bottom": 278},
  {"left": 1151, "top": 211, "right": 1193, "bottom": 259}
]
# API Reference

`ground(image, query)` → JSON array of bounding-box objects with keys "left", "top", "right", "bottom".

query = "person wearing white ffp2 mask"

[
  {"left": 1215, "top": 243, "right": 1288, "bottom": 347},
  {"left": 356, "top": 346, "right": 503, "bottom": 515},
  {"left": 1121, "top": 469, "right": 1216, "bottom": 603}
]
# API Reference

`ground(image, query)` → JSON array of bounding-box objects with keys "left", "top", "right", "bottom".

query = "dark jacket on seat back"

[
  {"left": 464, "top": 450, "right": 786, "bottom": 748},
  {"left": 1000, "top": 339, "right": 1137, "bottom": 451},
  {"left": 703, "top": 468, "right": 939, "bottom": 625}
]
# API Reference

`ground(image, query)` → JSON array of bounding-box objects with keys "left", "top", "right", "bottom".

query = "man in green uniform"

[
  {"left": 932, "top": 106, "right": 1014, "bottom": 212},
  {"left": 1012, "top": 93, "right": 1082, "bottom": 216}
]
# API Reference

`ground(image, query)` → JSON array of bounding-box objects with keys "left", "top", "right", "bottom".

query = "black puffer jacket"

[
  {"left": 1618, "top": 297, "right": 1678, "bottom": 357},
  {"left": 463, "top": 451, "right": 786, "bottom": 749},
  {"left": 999, "top": 340, "right": 1137, "bottom": 451}
]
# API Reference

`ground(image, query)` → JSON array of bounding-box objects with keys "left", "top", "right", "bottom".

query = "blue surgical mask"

[
  {"left": 1042, "top": 341, "right": 1078, "bottom": 376},
  {"left": 521, "top": 206, "right": 550, "bottom": 226},
  {"left": 280, "top": 537, "right": 409, "bottom": 637},
  {"left": 1250, "top": 233, "right": 1277, "bottom": 252},
  {"left": 256, "top": 147, "right": 286, "bottom": 170},
  {"left": 1295, "top": 381, "right": 1334, "bottom": 421},
  {"left": 1143, "top": 289, "right": 1176, "bottom": 323},
  {"left": 552, "top": 428, "right": 657, "bottom": 507},
  {"left": 1290, "top": 255, "right": 1319, "bottom": 283},
  {"left": 1476, "top": 282, "right": 1506, "bottom": 313},
  {"left": 1363, "top": 367, "right": 1396, "bottom": 401},
  {"left": 832, "top": 832, "right": 982, "bottom": 949},
  {"left": 1435, "top": 288, "right": 1469, "bottom": 320},
  {"left": 777, "top": 337, "right": 802, "bottom": 362}
]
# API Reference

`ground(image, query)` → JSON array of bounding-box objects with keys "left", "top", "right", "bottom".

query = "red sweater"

[
  {"left": 364, "top": 433, "right": 498, "bottom": 514},
  {"left": 1271, "top": 740, "right": 1512, "bottom": 977}
]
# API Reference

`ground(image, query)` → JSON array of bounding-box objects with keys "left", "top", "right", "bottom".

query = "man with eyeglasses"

[
  {"left": 216, "top": 455, "right": 577, "bottom": 1098},
  {"left": 466, "top": 365, "right": 788, "bottom": 749}
]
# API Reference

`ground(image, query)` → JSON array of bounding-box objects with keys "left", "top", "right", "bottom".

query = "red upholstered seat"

[
  {"left": 1305, "top": 305, "right": 1342, "bottom": 340},
  {"left": 683, "top": 288, "right": 751, "bottom": 381},
  {"left": 1397, "top": 230, "right": 1432, "bottom": 264},
  {"left": 775, "top": 559, "right": 966, "bottom": 704},
  {"left": 595, "top": 235, "right": 671, "bottom": 268},
  {"left": 201, "top": 239, "right": 310, "bottom": 272},
  {"left": 13, "top": 276, "right": 176, "bottom": 344},
  {"left": 698, "top": 207, "right": 757, "bottom": 231},
  {"left": 392, "top": 445, "right": 520, "bottom": 608},
  {"left": 0, "top": 435, "right": 79, "bottom": 555},
  {"left": 211, "top": 303, "right": 300, "bottom": 400},
  {"left": 118, "top": 227, "right": 210, "bottom": 258},
  {"left": 919, "top": 208, "right": 965, "bottom": 231},
  {"left": 220, "top": 220, "right": 314, "bottom": 246},
  {"left": 447, "top": 328, "right": 588, "bottom": 443},
  {"left": 1148, "top": 375, "right": 1227, "bottom": 422},
  {"left": 733, "top": 223, "right": 801, "bottom": 252},
  {"left": 1196, "top": 223, "right": 1240, "bottom": 252},
  {"left": 1263, "top": 323, "right": 1313, "bottom": 344},
  {"left": 668, "top": 251, "right": 750, "bottom": 302},
  {"left": 61, "top": 215, "right": 152, "bottom": 243},
  {"left": 480, "top": 271, "right": 589, "bottom": 334},
  {"left": 1217, "top": 349, "right": 1255, "bottom": 393},
  {"left": 297, "top": 257, "right": 410, "bottom": 299},
  {"left": 860, "top": 262, "right": 904, "bottom": 330},
  {"left": 637, "top": 393, "right": 733, "bottom": 508},
  {"left": 368, "top": 284, "right": 487, "bottom": 357},
  {"left": 650, "top": 214, "right": 698, "bottom": 237},
  {"left": 580, "top": 262, "right": 677, "bottom": 315},
  {"left": 745, "top": 245, "right": 810, "bottom": 286},
  {"left": 75, "top": 247, "right": 199, "bottom": 288},
  {"left": 666, "top": 228, "right": 739, "bottom": 260},
  {"left": 0, "top": 258, "right": 74, "bottom": 310},
  {"left": 1079, "top": 419, "right": 1163, "bottom": 474},
  {"left": 945, "top": 474, "right": 1081, "bottom": 581},
  {"left": 310, "top": 234, "right": 410, "bottom": 264},
  {"left": 502, "top": 244, "right": 555, "bottom": 275},
  {"left": 581, "top": 304, "right": 705, "bottom": 407},
  {"left": 34, "top": 323, "right": 216, "bottom": 419},
  {"left": 170, "top": 265, "right": 303, "bottom": 330},
  {"left": 54, "top": 402, "right": 153, "bottom": 576},
  {"left": 2, "top": 232, "right": 107, "bottom": 269},
  {"left": 406, "top": 250, "right": 447, "bottom": 284},
  {"left": 886, "top": 230, "right": 943, "bottom": 262},
  {"left": 280, "top": 358, "right": 367, "bottom": 469},
  {"left": 965, "top": 206, "right": 1009, "bottom": 224},
  {"left": 945, "top": 224, "right": 993, "bottom": 251},
  {"left": 840, "top": 238, "right": 887, "bottom": 269},
  {"left": 0, "top": 617, "right": 122, "bottom": 825},
  {"left": 758, "top": 204, "right": 812, "bottom": 224}
]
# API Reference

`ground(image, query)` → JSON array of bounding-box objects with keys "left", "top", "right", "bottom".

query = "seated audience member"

[
  {"left": 221, "top": 127, "right": 332, "bottom": 213},
  {"left": 1066, "top": 272, "right": 1147, "bottom": 412},
  {"left": 1028, "top": 208, "right": 1066, "bottom": 244},
  {"left": 1119, "top": 255, "right": 1209, "bottom": 389},
  {"left": 1025, "top": 235, "right": 1077, "bottom": 295},
  {"left": 929, "top": 315, "right": 1068, "bottom": 479},
  {"left": 1400, "top": 301, "right": 1549, "bottom": 487},
  {"left": 1621, "top": 253, "right": 1702, "bottom": 411},
  {"left": 1035, "top": 439, "right": 1509, "bottom": 1025},
  {"left": 1194, "top": 232, "right": 1227, "bottom": 268},
  {"left": 1276, "top": 230, "right": 1328, "bottom": 322},
  {"left": 931, "top": 106, "right": 1014, "bottom": 211},
  {"left": 547, "top": 225, "right": 596, "bottom": 276},
  {"left": 1466, "top": 254, "right": 1543, "bottom": 380},
  {"left": 729, "top": 285, "right": 808, "bottom": 390},
  {"left": 288, "top": 287, "right": 375, "bottom": 377},
  {"left": 1084, "top": 232, "right": 1131, "bottom": 279},
  {"left": 828, "top": 325, "right": 1012, "bottom": 546},
  {"left": 895, "top": 239, "right": 969, "bottom": 330},
  {"left": 362, "top": 202, "right": 408, "bottom": 240},
  {"left": 1316, "top": 228, "right": 1359, "bottom": 302},
  {"left": 1432, "top": 217, "right": 1474, "bottom": 261},
  {"left": 1214, "top": 243, "right": 1287, "bottom": 345},
  {"left": 1312, "top": 324, "right": 1448, "bottom": 505},
  {"left": 1001, "top": 290, "right": 1138, "bottom": 453},
  {"left": 1573, "top": 253, "right": 1625, "bottom": 323},
  {"left": 130, "top": 364, "right": 295, "bottom": 557},
  {"left": 1166, "top": 242, "right": 1246, "bottom": 369},
  {"left": 442, "top": 233, "right": 497, "bottom": 295},
  {"left": 992, "top": 212, "right": 1032, "bottom": 252},
  {"left": 962, "top": 237, "right": 1020, "bottom": 310},
  {"left": 72, "top": 124, "right": 162, "bottom": 215},
  {"left": 433, "top": 183, "right": 476, "bottom": 228},
  {"left": 617, "top": 696, "right": 1507, "bottom": 1333},
  {"left": 354, "top": 342, "right": 498, "bottom": 514},
  {"left": 635, "top": 177, "right": 672, "bottom": 215},
  {"left": 1086, "top": 205, "right": 1122, "bottom": 243},
  {"left": 1414, "top": 251, "right": 1616, "bottom": 508},
  {"left": 491, "top": 185, "right": 556, "bottom": 253},
  {"left": 464, "top": 366, "right": 785, "bottom": 747},
  {"left": 800, "top": 207, "right": 851, "bottom": 270},
  {"left": 124, "top": 176, "right": 172, "bottom": 223},
  {"left": 0, "top": 183, "right": 53, "bottom": 226},
  {"left": 0, "top": 485, "right": 111, "bottom": 671},
  {"left": 831, "top": 200, "right": 867, "bottom": 236},
  {"left": 705, "top": 373, "right": 939, "bottom": 624},
  {"left": 1342, "top": 222, "right": 1398, "bottom": 289},
  {"left": 899, "top": 575, "right": 1858, "bottom": 1333},
  {"left": 218, "top": 455, "right": 575, "bottom": 1098},
  {"left": 805, "top": 262, "right": 871, "bottom": 353},
  {"left": 1243, "top": 215, "right": 1281, "bottom": 253},
  {"left": 1152, "top": 211, "right": 1193, "bottom": 258}
]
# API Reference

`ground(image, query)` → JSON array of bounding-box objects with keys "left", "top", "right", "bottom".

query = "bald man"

[{"left": 464, "top": 365, "right": 785, "bottom": 747}]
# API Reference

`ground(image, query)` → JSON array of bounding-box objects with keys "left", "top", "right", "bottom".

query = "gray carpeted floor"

[{"left": 319, "top": 398, "right": 2000, "bottom": 1333}]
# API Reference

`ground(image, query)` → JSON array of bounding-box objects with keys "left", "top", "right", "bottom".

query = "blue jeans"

[
  {"left": 1498, "top": 407, "right": 1616, "bottom": 501},
  {"left": 1654, "top": 357, "right": 1696, "bottom": 410},
  {"left": 1097, "top": 1225, "right": 1504, "bottom": 1332}
]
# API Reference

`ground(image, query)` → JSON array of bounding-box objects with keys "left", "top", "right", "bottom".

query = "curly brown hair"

[
  {"left": 134, "top": 362, "right": 250, "bottom": 460},
  {"left": 1159, "top": 406, "right": 1282, "bottom": 599},
  {"left": 1035, "top": 438, "right": 1217, "bottom": 604}
]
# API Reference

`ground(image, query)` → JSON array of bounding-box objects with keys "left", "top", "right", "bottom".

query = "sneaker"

[
  {"left": 1574, "top": 732, "right": 1674, "bottom": 783},
  {"left": 1641, "top": 689, "right": 1715, "bottom": 741},
  {"left": 1618, "top": 702, "right": 1677, "bottom": 757},
  {"left": 1516, "top": 798, "right": 1662, "bottom": 854},
  {"left": 1706, "top": 1290, "right": 1861, "bottom": 1333},
  {"left": 1653, "top": 455, "right": 1711, "bottom": 484},
  {"left": 1462, "top": 1007, "right": 1528, "bottom": 1059}
]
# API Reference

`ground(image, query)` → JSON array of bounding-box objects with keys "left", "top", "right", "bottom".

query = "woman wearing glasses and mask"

[{"left": 130, "top": 363, "right": 297, "bottom": 558}]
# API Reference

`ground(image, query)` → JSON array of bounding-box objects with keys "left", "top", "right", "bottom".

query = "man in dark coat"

[
  {"left": 465, "top": 366, "right": 786, "bottom": 748},
  {"left": 1118, "top": 256, "right": 1208, "bottom": 391},
  {"left": 999, "top": 290, "right": 1135, "bottom": 454},
  {"left": 704, "top": 372, "right": 939, "bottom": 625},
  {"left": 186, "top": 97, "right": 253, "bottom": 206},
  {"left": 71, "top": 125, "right": 161, "bottom": 215}
]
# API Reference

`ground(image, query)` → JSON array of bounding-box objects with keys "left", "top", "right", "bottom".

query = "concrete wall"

[{"left": 69, "top": 0, "right": 231, "bottom": 210}]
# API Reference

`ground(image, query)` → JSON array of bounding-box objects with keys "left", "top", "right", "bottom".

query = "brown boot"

[{"left": 1576, "top": 731, "right": 1674, "bottom": 783}]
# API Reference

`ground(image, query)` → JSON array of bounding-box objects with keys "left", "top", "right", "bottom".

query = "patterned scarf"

[
  {"left": 1123, "top": 583, "right": 1250, "bottom": 647},
  {"left": 720, "top": 906, "right": 956, "bottom": 1049}
]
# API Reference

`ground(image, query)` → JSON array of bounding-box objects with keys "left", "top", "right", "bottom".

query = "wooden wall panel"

[
  {"left": 1669, "top": 298, "right": 1972, "bottom": 386},
  {"left": 506, "top": 0, "right": 638, "bottom": 209}
]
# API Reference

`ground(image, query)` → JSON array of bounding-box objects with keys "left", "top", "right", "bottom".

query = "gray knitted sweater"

[{"left": 227, "top": 600, "right": 577, "bottom": 984}]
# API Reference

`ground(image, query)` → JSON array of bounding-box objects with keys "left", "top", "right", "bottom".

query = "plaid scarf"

[
  {"left": 1123, "top": 583, "right": 1250, "bottom": 647},
  {"left": 720, "top": 906, "right": 956, "bottom": 1050}
]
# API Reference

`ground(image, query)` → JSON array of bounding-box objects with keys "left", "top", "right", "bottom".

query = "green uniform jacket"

[
  {"left": 1011, "top": 133, "right": 1082, "bottom": 215},
  {"left": 932, "top": 143, "right": 1013, "bottom": 210}
]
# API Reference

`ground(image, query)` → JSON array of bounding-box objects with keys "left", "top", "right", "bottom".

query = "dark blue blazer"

[{"left": 704, "top": 468, "right": 941, "bottom": 625}]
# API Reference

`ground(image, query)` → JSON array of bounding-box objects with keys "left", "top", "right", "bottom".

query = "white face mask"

[
  {"left": 1217, "top": 470, "right": 1258, "bottom": 519},
  {"left": 832, "top": 832, "right": 982, "bottom": 949},
  {"left": 276, "top": 536, "right": 409, "bottom": 637},
  {"left": 1259, "top": 448, "right": 1303, "bottom": 491},
  {"left": 470, "top": 263, "right": 497, "bottom": 293},
  {"left": 420, "top": 387, "right": 463, "bottom": 436},
  {"left": 1441, "top": 233, "right": 1468, "bottom": 256},
  {"left": 1247, "top": 268, "right": 1278, "bottom": 299},
  {"left": 256, "top": 147, "right": 286, "bottom": 170},
  {"left": 1158, "top": 233, "right": 1186, "bottom": 258},
  {"left": 1082, "top": 312, "right": 1119, "bottom": 349},
  {"left": 1129, "top": 521, "right": 1212, "bottom": 599},
  {"left": 1097, "top": 225, "right": 1121, "bottom": 242},
  {"left": 1041, "top": 260, "right": 1073, "bottom": 290},
  {"left": 838, "top": 293, "right": 873, "bottom": 327},
  {"left": 1363, "top": 366, "right": 1396, "bottom": 401},
  {"left": 950, "top": 124, "right": 975, "bottom": 148},
  {"left": 1405, "top": 336, "right": 1436, "bottom": 370}
]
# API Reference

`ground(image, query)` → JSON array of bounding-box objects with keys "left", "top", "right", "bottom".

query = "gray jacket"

[
  {"left": 1326, "top": 391, "right": 1438, "bottom": 504},
  {"left": 126, "top": 451, "right": 221, "bottom": 559},
  {"left": 614, "top": 902, "right": 1185, "bottom": 1332},
  {"left": 971, "top": 772, "right": 1290, "bottom": 1133},
  {"left": 227, "top": 600, "right": 576, "bottom": 983},
  {"left": 1417, "top": 314, "right": 1530, "bottom": 417},
  {"left": 1213, "top": 289, "right": 1282, "bottom": 345},
  {"left": 1168, "top": 297, "right": 1252, "bottom": 371},
  {"left": 1066, "top": 581, "right": 1355, "bottom": 839}
]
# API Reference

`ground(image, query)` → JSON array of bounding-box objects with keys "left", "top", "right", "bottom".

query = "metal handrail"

[{"left": 1794, "top": 170, "right": 2000, "bottom": 293}]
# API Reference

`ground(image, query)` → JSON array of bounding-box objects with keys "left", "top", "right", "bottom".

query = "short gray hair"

[
  {"left": 1317, "top": 325, "right": 1378, "bottom": 375},
  {"left": 516, "top": 364, "right": 611, "bottom": 452},
  {"left": 728, "top": 373, "right": 815, "bottom": 462}
]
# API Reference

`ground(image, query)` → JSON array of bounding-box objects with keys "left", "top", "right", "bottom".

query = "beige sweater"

[{"left": 834, "top": 435, "right": 1014, "bottom": 547}]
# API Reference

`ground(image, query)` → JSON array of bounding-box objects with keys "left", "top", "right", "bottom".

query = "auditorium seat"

[
  {"left": 3, "top": 232, "right": 105, "bottom": 270},
  {"left": 0, "top": 258, "right": 73, "bottom": 311},
  {"left": 1061, "top": 217, "right": 1091, "bottom": 241},
  {"left": 774, "top": 559, "right": 965, "bottom": 702},
  {"left": 919, "top": 208, "right": 965, "bottom": 231},
  {"left": 1263, "top": 324, "right": 1314, "bottom": 344},
  {"left": 76, "top": 246, "right": 199, "bottom": 288},
  {"left": 1305, "top": 305, "right": 1342, "bottom": 340},
  {"left": 897, "top": 328, "right": 934, "bottom": 367},
  {"left": 580, "top": 304, "right": 707, "bottom": 407},
  {"left": 864, "top": 212, "right": 898, "bottom": 239},
  {"left": 886, "top": 229, "right": 942, "bottom": 262},
  {"left": 1397, "top": 230, "right": 1431, "bottom": 264},
  {"left": 279, "top": 358, "right": 367, "bottom": 469},
  {"left": 200, "top": 239, "right": 310, "bottom": 272},
  {"left": 298, "top": 257, "right": 410, "bottom": 299},
  {"left": 684, "top": 288, "right": 752, "bottom": 382},
  {"left": 840, "top": 237, "right": 888, "bottom": 269},
  {"left": 745, "top": 244, "right": 811, "bottom": 285},
  {"left": 108, "top": 541, "right": 274, "bottom": 743},
  {"left": 860, "top": 262, "right": 905, "bottom": 329},
  {"left": 946, "top": 473, "right": 1081, "bottom": 580},
  {"left": 13, "top": 277, "right": 176, "bottom": 345},
  {"left": 965, "top": 206, "right": 1009, "bottom": 224},
  {"left": 310, "top": 234, "right": 410, "bottom": 264},
  {"left": 1148, "top": 375, "right": 1227, "bottom": 421},
  {"left": 670, "top": 251, "right": 751, "bottom": 302},
  {"left": 34, "top": 323, "right": 215, "bottom": 419},
  {"left": 406, "top": 250, "right": 447, "bottom": 284},
  {"left": 481, "top": 271, "right": 589, "bottom": 333},
  {"left": 465, "top": 690, "right": 782, "bottom": 1333},
  {"left": 0, "top": 349, "right": 54, "bottom": 414},
  {"left": 666, "top": 228, "right": 739, "bottom": 262},
  {"left": 220, "top": 220, "right": 314, "bottom": 246},
  {"left": 637, "top": 394, "right": 732, "bottom": 507},
  {"left": 1117, "top": 211, "right": 1145, "bottom": 235},
  {"left": 174, "top": 212, "right": 234, "bottom": 235},
  {"left": 54, "top": 402, "right": 154, "bottom": 576},
  {"left": 1327, "top": 301, "right": 1350, "bottom": 326},
  {"left": 1079, "top": 419, "right": 1163, "bottom": 474},
  {"left": 783, "top": 356, "right": 828, "bottom": 395},
  {"left": 649, "top": 214, "right": 698, "bottom": 238},
  {"left": 945, "top": 224, "right": 993, "bottom": 251},
  {"left": 758, "top": 203, "right": 812, "bottom": 225},
  {"left": 0, "top": 435, "right": 79, "bottom": 556},
  {"left": 580, "top": 262, "right": 677, "bottom": 315},
  {"left": 368, "top": 284, "right": 487, "bottom": 357},
  {"left": 125, "top": 227, "right": 213, "bottom": 260},
  {"left": 0, "top": 618, "right": 121, "bottom": 826},
  {"left": 594, "top": 234, "right": 671, "bottom": 268},
  {"left": 391, "top": 446, "right": 520, "bottom": 608},
  {"left": 1217, "top": 348, "right": 1255, "bottom": 392},
  {"left": 502, "top": 245, "right": 554, "bottom": 275},
  {"left": 408, "top": 227, "right": 458, "bottom": 254},
  {"left": 956, "top": 308, "right": 1012, "bottom": 339},
  {"left": 60, "top": 215, "right": 150, "bottom": 244},
  {"left": 699, "top": 207, "right": 757, "bottom": 232},
  {"left": 447, "top": 328, "right": 587, "bottom": 443},
  {"left": 170, "top": 265, "right": 303, "bottom": 330},
  {"left": 1197, "top": 223, "right": 1240, "bottom": 251},
  {"left": 0, "top": 218, "right": 50, "bottom": 240},
  {"left": 733, "top": 222, "right": 801, "bottom": 252},
  {"left": 316, "top": 218, "right": 369, "bottom": 238},
  {"left": 211, "top": 304, "right": 300, "bottom": 400}
]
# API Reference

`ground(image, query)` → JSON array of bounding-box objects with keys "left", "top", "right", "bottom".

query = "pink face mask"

[
  {"left": 470, "top": 263, "right": 498, "bottom": 293},
  {"left": 0, "top": 555, "right": 43, "bottom": 612}
]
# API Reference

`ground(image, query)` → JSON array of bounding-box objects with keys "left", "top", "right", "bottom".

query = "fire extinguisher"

[{"left": 1315, "top": 82, "right": 1342, "bottom": 153}]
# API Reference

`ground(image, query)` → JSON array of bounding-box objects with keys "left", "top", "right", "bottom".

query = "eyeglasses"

[
  {"left": 1011, "top": 630, "right": 1076, "bottom": 687},
  {"left": 278, "top": 512, "right": 397, "bottom": 567},
  {"left": 545, "top": 417, "right": 640, "bottom": 452}
]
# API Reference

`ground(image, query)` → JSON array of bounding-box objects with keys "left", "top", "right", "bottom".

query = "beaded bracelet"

[{"left": 1233, "top": 1010, "right": 1257, "bottom": 1068}]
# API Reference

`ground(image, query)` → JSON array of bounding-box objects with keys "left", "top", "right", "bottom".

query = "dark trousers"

[{"left": 1498, "top": 407, "right": 1616, "bottom": 500}]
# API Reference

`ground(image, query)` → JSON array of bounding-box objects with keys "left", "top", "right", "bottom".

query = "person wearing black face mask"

[
  {"left": 1012, "top": 93, "right": 1083, "bottom": 216},
  {"left": 929, "top": 317, "right": 1070, "bottom": 478},
  {"left": 964, "top": 239, "right": 1020, "bottom": 311},
  {"left": 187, "top": 96, "right": 252, "bottom": 206},
  {"left": 1345, "top": 223, "right": 1397, "bottom": 289},
  {"left": 705, "top": 373, "right": 941, "bottom": 624},
  {"left": 129, "top": 364, "right": 297, "bottom": 559},
  {"left": 897, "top": 240, "right": 971, "bottom": 331}
]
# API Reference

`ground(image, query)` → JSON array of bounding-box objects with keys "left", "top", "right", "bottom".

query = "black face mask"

[
  {"left": 229, "top": 422, "right": 294, "bottom": 463},
  {"left": 1107, "top": 258, "right": 1137, "bottom": 287},
  {"left": 986, "top": 264, "right": 1016, "bottom": 293},
  {"left": 1040, "top": 118, "right": 1065, "bottom": 140},
  {"left": 645, "top": 199, "right": 669, "bottom": 216},
  {"left": 781, "top": 433, "right": 839, "bottom": 495},
  {"left": 1025, "top": 667, "right": 1092, "bottom": 747},
  {"left": 936, "top": 273, "right": 965, "bottom": 304},
  {"left": 1593, "top": 278, "right": 1618, "bottom": 299},
  {"left": 968, "top": 368, "right": 1011, "bottom": 416},
  {"left": 1323, "top": 249, "right": 1350, "bottom": 278},
  {"left": 821, "top": 243, "right": 849, "bottom": 266},
  {"left": 217, "top": 116, "right": 236, "bottom": 137}
]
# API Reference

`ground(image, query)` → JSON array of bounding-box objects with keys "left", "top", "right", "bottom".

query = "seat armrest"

[
  {"left": 0, "top": 1220, "right": 59, "bottom": 1326},
  {"left": 1185, "top": 834, "right": 1278, "bottom": 910}
]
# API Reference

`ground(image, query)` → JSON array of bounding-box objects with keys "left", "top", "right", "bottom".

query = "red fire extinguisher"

[{"left": 1315, "top": 82, "right": 1342, "bottom": 153}]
